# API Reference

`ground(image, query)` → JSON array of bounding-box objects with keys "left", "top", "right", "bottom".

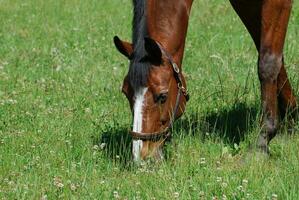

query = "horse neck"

[{"left": 147, "top": 0, "right": 192, "bottom": 67}]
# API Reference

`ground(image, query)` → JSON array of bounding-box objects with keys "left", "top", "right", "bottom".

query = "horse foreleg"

[
  {"left": 230, "top": 0, "right": 295, "bottom": 153},
  {"left": 257, "top": 0, "right": 293, "bottom": 152}
]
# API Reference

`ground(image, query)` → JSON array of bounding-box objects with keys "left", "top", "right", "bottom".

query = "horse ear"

[
  {"left": 144, "top": 37, "right": 162, "bottom": 64},
  {"left": 113, "top": 36, "right": 133, "bottom": 59}
]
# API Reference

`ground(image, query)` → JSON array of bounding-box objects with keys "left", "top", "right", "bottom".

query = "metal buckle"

[
  {"left": 172, "top": 63, "right": 180, "bottom": 73},
  {"left": 181, "top": 86, "right": 188, "bottom": 96},
  {"left": 178, "top": 83, "right": 189, "bottom": 101}
]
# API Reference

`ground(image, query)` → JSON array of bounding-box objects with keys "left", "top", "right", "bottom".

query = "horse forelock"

[{"left": 129, "top": 0, "right": 151, "bottom": 91}]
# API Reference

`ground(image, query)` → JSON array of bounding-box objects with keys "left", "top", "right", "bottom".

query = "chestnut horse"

[{"left": 114, "top": 0, "right": 297, "bottom": 161}]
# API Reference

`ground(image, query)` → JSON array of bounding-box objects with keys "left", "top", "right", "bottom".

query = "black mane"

[{"left": 128, "top": 0, "right": 150, "bottom": 91}]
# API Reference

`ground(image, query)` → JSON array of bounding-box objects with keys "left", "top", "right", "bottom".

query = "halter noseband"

[{"left": 130, "top": 43, "right": 189, "bottom": 141}]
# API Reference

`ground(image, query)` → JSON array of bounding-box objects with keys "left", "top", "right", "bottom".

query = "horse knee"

[{"left": 258, "top": 51, "right": 282, "bottom": 82}]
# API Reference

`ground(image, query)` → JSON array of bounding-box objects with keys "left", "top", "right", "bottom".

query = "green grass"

[{"left": 1, "top": 0, "right": 299, "bottom": 199}]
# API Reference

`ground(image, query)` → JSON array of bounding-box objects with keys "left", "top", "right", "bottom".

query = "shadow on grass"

[
  {"left": 174, "top": 102, "right": 259, "bottom": 145},
  {"left": 93, "top": 102, "right": 259, "bottom": 165},
  {"left": 92, "top": 126, "right": 133, "bottom": 167}
]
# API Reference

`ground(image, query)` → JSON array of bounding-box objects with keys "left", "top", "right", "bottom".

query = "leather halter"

[{"left": 130, "top": 44, "right": 189, "bottom": 141}]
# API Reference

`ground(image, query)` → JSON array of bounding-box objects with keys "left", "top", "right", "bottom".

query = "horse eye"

[{"left": 155, "top": 92, "right": 168, "bottom": 104}]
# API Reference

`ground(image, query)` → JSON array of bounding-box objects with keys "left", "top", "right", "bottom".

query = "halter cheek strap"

[{"left": 129, "top": 44, "right": 189, "bottom": 141}]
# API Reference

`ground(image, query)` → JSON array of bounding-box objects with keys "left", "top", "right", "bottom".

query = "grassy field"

[{"left": 1, "top": 0, "right": 299, "bottom": 199}]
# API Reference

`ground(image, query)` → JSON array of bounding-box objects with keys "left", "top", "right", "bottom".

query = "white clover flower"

[
  {"left": 113, "top": 191, "right": 120, "bottom": 199},
  {"left": 100, "top": 143, "right": 106, "bottom": 149},
  {"left": 272, "top": 194, "right": 278, "bottom": 200},
  {"left": 200, "top": 157, "right": 206, "bottom": 164},
  {"left": 173, "top": 192, "right": 179, "bottom": 198},
  {"left": 242, "top": 179, "right": 248, "bottom": 186}
]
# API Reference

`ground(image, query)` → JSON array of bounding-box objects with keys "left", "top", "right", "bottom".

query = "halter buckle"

[
  {"left": 178, "top": 83, "right": 189, "bottom": 101},
  {"left": 172, "top": 63, "right": 180, "bottom": 73}
]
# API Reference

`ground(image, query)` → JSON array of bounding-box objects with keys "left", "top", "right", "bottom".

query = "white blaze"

[{"left": 132, "top": 87, "right": 147, "bottom": 162}]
